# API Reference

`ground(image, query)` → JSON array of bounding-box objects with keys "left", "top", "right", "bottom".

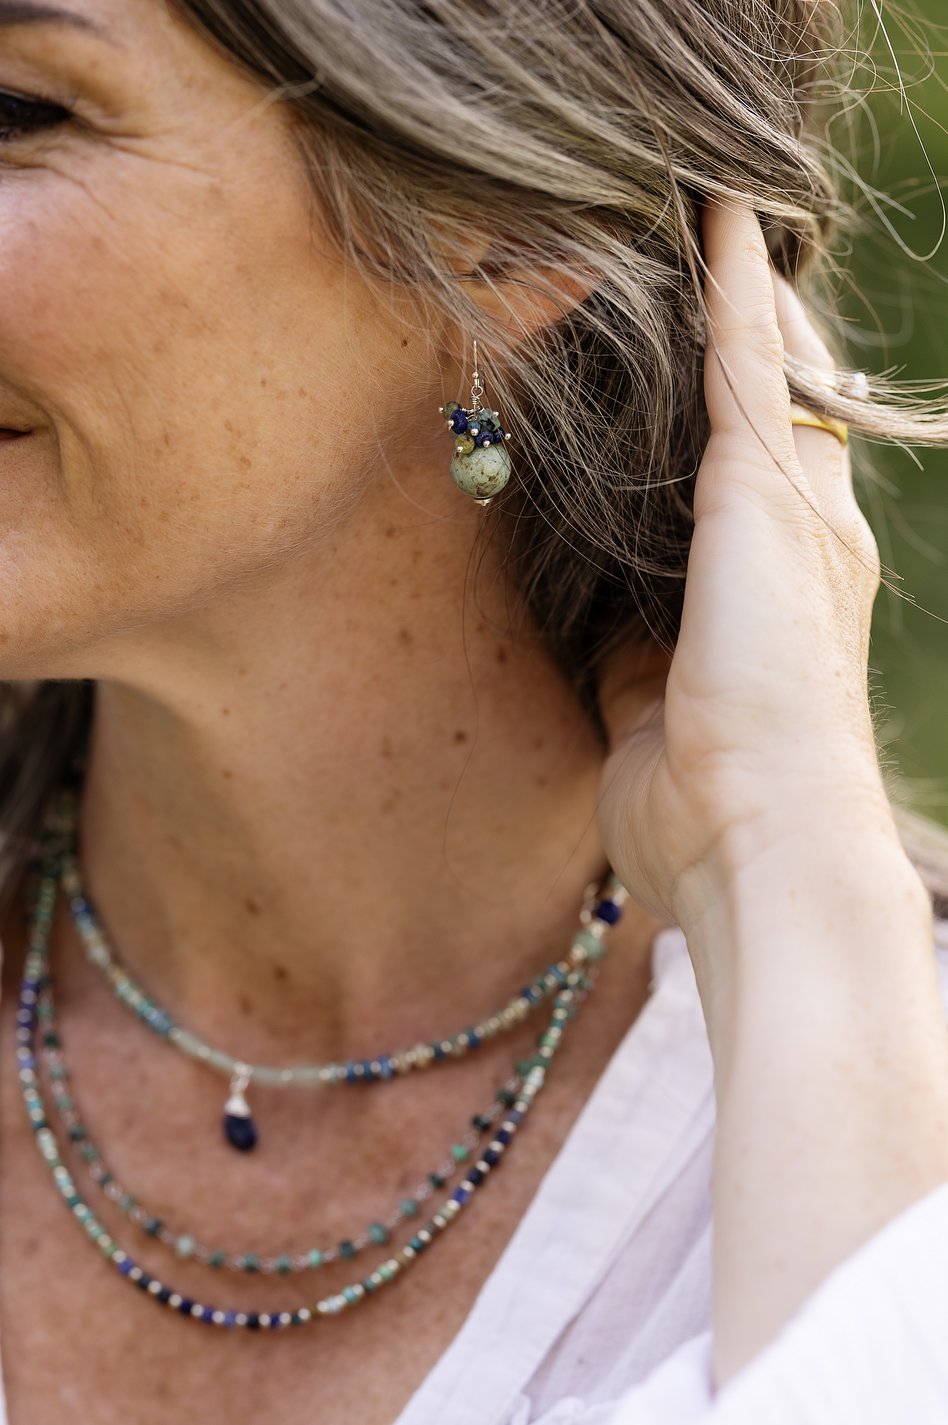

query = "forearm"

[{"left": 678, "top": 824, "right": 948, "bottom": 1389}]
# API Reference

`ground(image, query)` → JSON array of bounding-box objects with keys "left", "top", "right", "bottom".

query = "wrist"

[{"left": 674, "top": 824, "right": 935, "bottom": 1076}]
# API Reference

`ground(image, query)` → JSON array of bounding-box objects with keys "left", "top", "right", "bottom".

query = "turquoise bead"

[
  {"left": 450, "top": 441, "right": 511, "bottom": 500},
  {"left": 400, "top": 1197, "right": 419, "bottom": 1218}
]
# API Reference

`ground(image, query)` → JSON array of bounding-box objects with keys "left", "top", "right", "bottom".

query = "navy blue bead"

[
  {"left": 452, "top": 1186, "right": 471, "bottom": 1204},
  {"left": 468, "top": 1166, "right": 485, "bottom": 1185},
  {"left": 246, "top": 1313, "right": 260, "bottom": 1330},
  {"left": 268, "top": 1315, "right": 284, "bottom": 1330},
  {"left": 345, "top": 1061, "right": 357, "bottom": 1082},
  {"left": 507, "top": 1107, "right": 525, "bottom": 1125},
  {"left": 223, "top": 1310, "right": 238, "bottom": 1327},
  {"left": 495, "top": 1128, "right": 512, "bottom": 1144},
  {"left": 134, "top": 1272, "right": 153, "bottom": 1290},
  {"left": 433, "top": 1042, "right": 446, "bottom": 1061},
  {"left": 177, "top": 1297, "right": 194, "bottom": 1315},
  {"left": 360, "top": 1059, "right": 374, "bottom": 1080},
  {"left": 483, "top": 1147, "right": 501, "bottom": 1165},
  {"left": 593, "top": 898, "right": 622, "bottom": 924},
  {"left": 474, "top": 431, "right": 494, "bottom": 447},
  {"left": 450, "top": 410, "right": 469, "bottom": 434},
  {"left": 378, "top": 1054, "right": 394, "bottom": 1079},
  {"left": 117, "top": 1258, "right": 135, "bottom": 1276},
  {"left": 466, "top": 1027, "right": 481, "bottom": 1049},
  {"left": 201, "top": 1306, "right": 216, "bottom": 1323},
  {"left": 223, "top": 1112, "right": 257, "bottom": 1151},
  {"left": 157, "top": 1286, "right": 173, "bottom": 1303}
]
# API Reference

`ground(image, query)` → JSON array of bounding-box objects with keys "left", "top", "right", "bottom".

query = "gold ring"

[{"left": 789, "top": 402, "right": 848, "bottom": 447}]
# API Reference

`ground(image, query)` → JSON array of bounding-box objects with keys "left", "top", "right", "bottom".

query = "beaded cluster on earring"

[{"left": 439, "top": 339, "right": 512, "bottom": 505}]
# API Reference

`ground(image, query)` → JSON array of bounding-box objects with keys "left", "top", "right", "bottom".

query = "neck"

[{"left": 20, "top": 474, "right": 666, "bottom": 1062}]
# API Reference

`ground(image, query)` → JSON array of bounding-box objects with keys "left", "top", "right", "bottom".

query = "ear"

[{"left": 432, "top": 217, "right": 599, "bottom": 347}]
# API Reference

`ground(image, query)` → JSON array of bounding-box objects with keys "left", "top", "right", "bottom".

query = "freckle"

[
  {"left": 495, "top": 646, "right": 508, "bottom": 664},
  {"left": 389, "top": 577, "right": 399, "bottom": 587},
  {"left": 380, "top": 789, "right": 401, "bottom": 814},
  {"left": 162, "top": 431, "right": 171, "bottom": 447},
  {"left": 238, "top": 667, "right": 247, "bottom": 676},
  {"left": 532, "top": 735, "right": 544, "bottom": 750},
  {"left": 397, "top": 627, "right": 413, "bottom": 647},
  {"left": 272, "top": 962, "right": 289, "bottom": 981},
  {"left": 237, "top": 993, "right": 252, "bottom": 1015},
  {"left": 453, "top": 730, "right": 468, "bottom": 744},
  {"left": 222, "top": 768, "right": 233, "bottom": 779},
  {"left": 298, "top": 386, "right": 307, "bottom": 398},
  {"left": 221, "top": 708, "right": 230, "bottom": 716},
  {"left": 244, "top": 896, "right": 260, "bottom": 916},
  {"left": 384, "top": 525, "right": 396, "bottom": 538},
  {"left": 224, "top": 419, "right": 233, "bottom": 432},
  {"left": 536, "top": 774, "right": 549, "bottom": 788},
  {"left": 401, "top": 338, "right": 409, "bottom": 347},
  {"left": 239, "top": 456, "right": 251, "bottom": 469},
  {"left": 380, "top": 737, "right": 393, "bottom": 759}
]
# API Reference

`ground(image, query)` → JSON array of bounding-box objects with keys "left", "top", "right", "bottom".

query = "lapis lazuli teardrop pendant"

[{"left": 223, "top": 1066, "right": 257, "bottom": 1152}]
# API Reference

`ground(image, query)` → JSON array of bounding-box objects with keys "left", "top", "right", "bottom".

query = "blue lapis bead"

[
  {"left": 177, "top": 1297, "right": 194, "bottom": 1315},
  {"left": 468, "top": 1166, "right": 485, "bottom": 1185},
  {"left": 201, "top": 1306, "right": 216, "bottom": 1323},
  {"left": 268, "top": 1315, "right": 284, "bottom": 1330},
  {"left": 507, "top": 1107, "right": 526, "bottom": 1125},
  {"left": 433, "top": 1042, "right": 446, "bottom": 1061},
  {"left": 594, "top": 898, "right": 622, "bottom": 924},
  {"left": 495, "top": 1127, "right": 512, "bottom": 1144},
  {"left": 117, "top": 1257, "right": 135, "bottom": 1275},
  {"left": 466, "top": 1027, "right": 481, "bottom": 1049},
  {"left": 223, "top": 1112, "right": 257, "bottom": 1152},
  {"left": 361, "top": 1058, "right": 375, "bottom": 1080},
  {"left": 135, "top": 1272, "right": 153, "bottom": 1290},
  {"left": 474, "top": 430, "right": 495, "bottom": 447},
  {"left": 345, "top": 1061, "right": 357, "bottom": 1082},
  {"left": 223, "top": 1310, "right": 239, "bottom": 1328},
  {"left": 452, "top": 1185, "right": 471, "bottom": 1204},
  {"left": 157, "top": 1285, "right": 173, "bottom": 1303},
  {"left": 483, "top": 1147, "right": 501, "bottom": 1165},
  {"left": 450, "top": 410, "right": 469, "bottom": 434},
  {"left": 378, "top": 1055, "right": 394, "bottom": 1079},
  {"left": 246, "top": 1313, "right": 260, "bottom": 1330}
]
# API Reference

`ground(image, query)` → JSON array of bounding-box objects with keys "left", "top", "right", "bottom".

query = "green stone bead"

[
  {"left": 573, "top": 928, "right": 607, "bottom": 960},
  {"left": 240, "top": 1253, "right": 260, "bottom": 1272},
  {"left": 451, "top": 1143, "right": 471, "bottom": 1163},
  {"left": 400, "top": 1197, "right": 419, "bottom": 1218},
  {"left": 144, "top": 1216, "right": 162, "bottom": 1236},
  {"left": 454, "top": 433, "right": 476, "bottom": 457},
  {"left": 307, "top": 1248, "right": 325, "bottom": 1268},
  {"left": 209, "top": 1251, "right": 225, "bottom": 1268},
  {"left": 368, "top": 1222, "right": 390, "bottom": 1244},
  {"left": 440, "top": 401, "right": 460, "bottom": 418},
  {"left": 276, "top": 1255, "right": 292, "bottom": 1275},
  {"left": 450, "top": 441, "right": 511, "bottom": 500},
  {"left": 342, "top": 1285, "right": 361, "bottom": 1305}
]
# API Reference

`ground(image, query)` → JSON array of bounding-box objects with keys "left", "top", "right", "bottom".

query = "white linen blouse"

[{"left": 3, "top": 914, "right": 948, "bottom": 1424}]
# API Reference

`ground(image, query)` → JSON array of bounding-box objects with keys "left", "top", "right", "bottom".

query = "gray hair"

[{"left": 2, "top": 0, "right": 947, "bottom": 917}]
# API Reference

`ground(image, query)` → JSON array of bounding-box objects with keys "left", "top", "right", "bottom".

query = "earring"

[{"left": 438, "top": 340, "right": 512, "bottom": 506}]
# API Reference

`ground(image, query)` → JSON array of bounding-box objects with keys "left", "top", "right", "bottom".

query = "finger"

[
  {"left": 700, "top": 200, "right": 797, "bottom": 475},
  {"left": 771, "top": 271, "right": 854, "bottom": 504}
]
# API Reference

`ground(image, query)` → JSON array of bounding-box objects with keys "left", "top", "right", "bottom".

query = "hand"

[{"left": 596, "top": 200, "right": 898, "bottom": 932}]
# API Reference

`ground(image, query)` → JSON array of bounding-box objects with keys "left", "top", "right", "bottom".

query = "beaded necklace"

[{"left": 15, "top": 779, "right": 628, "bottom": 1331}]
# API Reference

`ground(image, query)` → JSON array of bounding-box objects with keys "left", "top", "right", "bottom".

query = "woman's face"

[{"left": 0, "top": 0, "right": 441, "bottom": 678}]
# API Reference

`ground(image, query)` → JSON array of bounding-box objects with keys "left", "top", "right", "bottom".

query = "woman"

[{"left": 1, "top": 0, "right": 948, "bottom": 1420}]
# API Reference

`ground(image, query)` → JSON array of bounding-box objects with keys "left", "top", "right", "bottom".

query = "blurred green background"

[{"left": 845, "top": 3, "right": 948, "bottom": 827}]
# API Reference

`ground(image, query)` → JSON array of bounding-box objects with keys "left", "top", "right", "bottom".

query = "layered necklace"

[{"left": 14, "top": 762, "right": 629, "bottom": 1332}]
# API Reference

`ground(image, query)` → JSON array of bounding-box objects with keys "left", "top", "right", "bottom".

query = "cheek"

[{"left": 0, "top": 149, "right": 394, "bottom": 672}]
